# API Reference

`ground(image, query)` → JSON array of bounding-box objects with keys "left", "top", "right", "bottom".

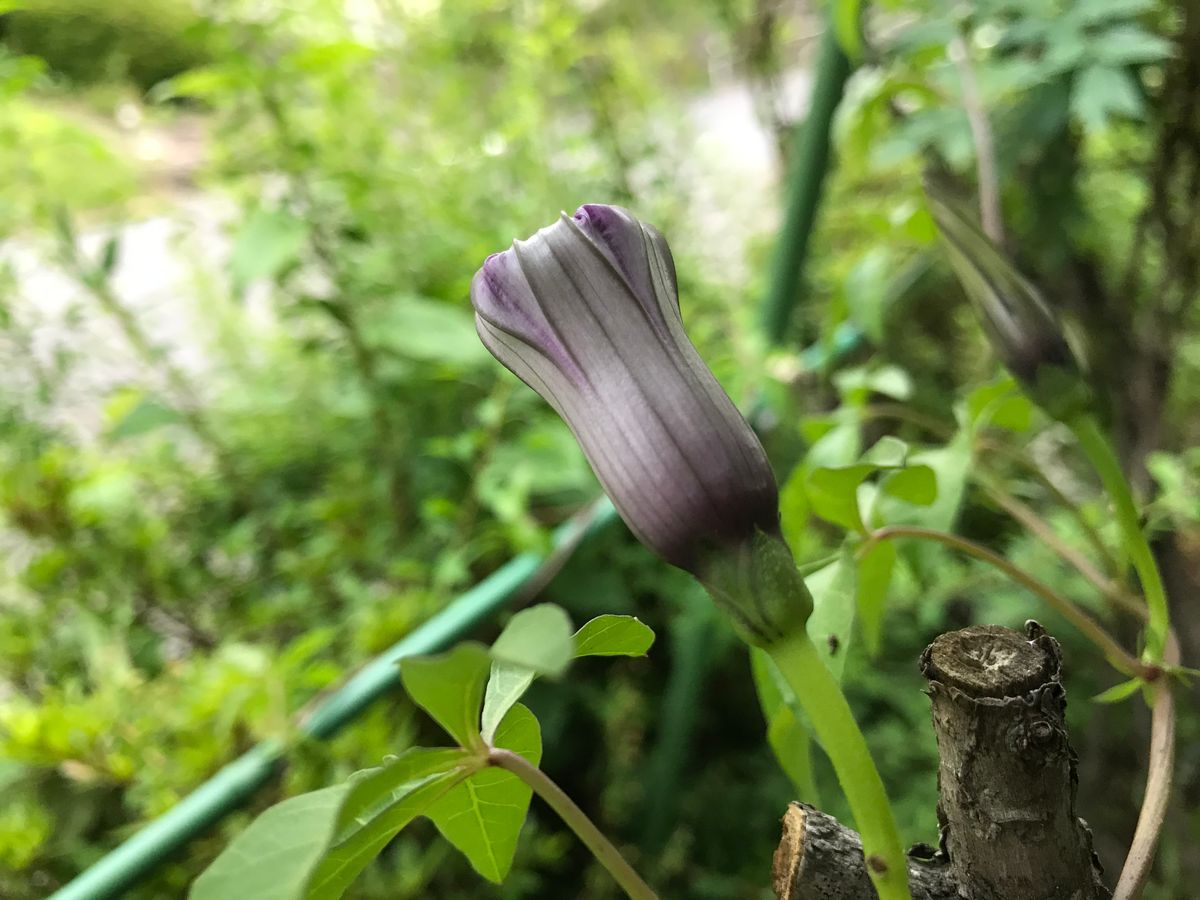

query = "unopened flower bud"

[{"left": 471, "top": 204, "right": 812, "bottom": 645}]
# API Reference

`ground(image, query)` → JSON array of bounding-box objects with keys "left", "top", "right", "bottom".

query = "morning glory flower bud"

[
  {"left": 471, "top": 204, "right": 811, "bottom": 646},
  {"left": 924, "top": 183, "right": 1092, "bottom": 423}
]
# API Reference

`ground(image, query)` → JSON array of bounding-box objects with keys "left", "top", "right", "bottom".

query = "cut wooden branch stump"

[
  {"left": 772, "top": 622, "right": 1110, "bottom": 900},
  {"left": 772, "top": 803, "right": 957, "bottom": 900}
]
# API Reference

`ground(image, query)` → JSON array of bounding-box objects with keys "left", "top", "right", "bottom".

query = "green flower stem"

[
  {"left": 864, "top": 525, "right": 1149, "bottom": 678},
  {"left": 488, "top": 749, "right": 658, "bottom": 900},
  {"left": 766, "top": 632, "right": 912, "bottom": 900},
  {"left": 1069, "top": 414, "right": 1170, "bottom": 662}
]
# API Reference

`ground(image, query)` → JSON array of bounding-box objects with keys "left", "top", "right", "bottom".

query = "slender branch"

[
  {"left": 1112, "top": 633, "right": 1179, "bottom": 900},
  {"left": 767, "top": 633, "right": 912, "bottom": 900},
  {"left": 949, "top": 34, "right": 1004, "bottom": 244},
  {"left": 863, "top": 525, "right": 1149, "bottom": 678},
  {"left": 488, "top": 748, "right": 658, "bottom": 900},
  {"left": 978, "top": 436, "right": 1127, "bottom": 579},
  {"left": 858, "top": 403, "right": 1125, "bottom": 578},
  {"left": 975, "top": 475, "right": 1146, "bottom": 619}
]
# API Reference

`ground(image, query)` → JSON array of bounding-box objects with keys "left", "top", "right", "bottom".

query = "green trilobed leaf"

[
  {"left": 481, "top": 614, "right": 655, "bottom": 744},
  {"left": 426, "top": 703, "right": 543, "bottom": 883},
  {"left": 399, "top": 642, "right": 491, "bottom": 750}
]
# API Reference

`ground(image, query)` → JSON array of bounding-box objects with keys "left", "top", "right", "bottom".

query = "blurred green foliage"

[
  {"left": 0, "top": 0, "right": 1197, "bottom": 897},
  {"left": 1, "top": 0, "right": 210, "bottom": 89}
]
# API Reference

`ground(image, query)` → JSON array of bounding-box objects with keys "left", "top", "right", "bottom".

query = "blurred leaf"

[
  {"left": 806, "top": 464, "right": 874, "bottom": 533},
  {"left": 427, "top": 703, "right": 542, "bottom": 884},
  {"left": 1071, "top": 0, "right": 1155, "bottom": 23},
  {"left": 1092, "top": 678, "right": 1143, "bottom": 704},
  {"left": 1091, "top": 25, "right": 1173, "bottom": 65},
  {"left": 963, "top": 378, "right": 1032, "bottom": 433},
  {"left": 856, "top": 541, "right": 896, "bottom": 656},
  {"left": 69, "top": 468, "right": 140, "bottom": 523},
  {"left": 286, "top": 40, "right": 375, "bottom": 74},
  {"left": 750, "top": 650, "right": 821, "bottom": 804},
  {"left": 108, "top": 397, "right": 183, "bottom": 441},
  {"left": 802, "top": 416, "right": 861, "bottom": 467},
  {"left": 843, "top": 248, "right": 893, "bottom": 343},
  {"left": 572, "top": 615, "right": 655, "bottom": 657},
  {"left": 768, "top": 708, "right": 819, "bottom": 801},
  {"left": 152, "top": 65, "right": 242, "bottom": 102},
  {"left": 863, "top": 435, "right": 909, "bottom": 467},
  {"left": 780, "top": 464, "right": 814, "bottom": 554},
  {"left": 881, "top": 466, "right": 937, "bottom": 506},
  {"left": 831, "top": 0, "right": 863, "bottom": 61},
  {"left": 375, "top": 296, "right": 488, "bottom": 367},
  {"left": 99, "top": 236, "right": 119, "bottom": 277},
  {"left": 905, "top": 432, "right": 973, "bottom": 532},
  {"left": 490, "top": 604, "right": 574, "bottom": 677},
  {"left": 229, "top": 209, "right": 307, "bottom": 289},
  {"left": 834, "top": 365, "right": 912, "bottom": 404},
  {"left": 1072, "top": 65, "right": 1144, "bottom": 132},
  {"left": 804, "top": 553, "right": 856, "bottom": 680},
  {"left": 191, "top": 785, "right": 352, "bottom": 900},
  {"left": 399, "top": 643, "right": 491, "bottom": 750}
]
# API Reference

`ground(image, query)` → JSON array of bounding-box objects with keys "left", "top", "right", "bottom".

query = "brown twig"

[
  {"left": 1112, "top": 632, "right": 1180, "bottom": 900},
  {"left": 975, "top": 477, "right": 1146, "bottom": 619},
  {"left": 863, "top": 525, "right": 1150, "bottom": 678},
  {"left": 949, "top": 34, "right": 1004, "bottom": 244}
]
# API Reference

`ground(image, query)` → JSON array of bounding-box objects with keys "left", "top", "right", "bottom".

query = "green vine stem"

[
  {"left": 862, "top": 526, "right": 1150, "bottom": 678},
  {"left": 488, "top": 748, "right": 659, "bottom": 900},
  {"left": 1069, "top": 414, "right": 1170, "bottom": 662},
  {"left": 767, "top": 632, "right": 912, "bottom": 900}
]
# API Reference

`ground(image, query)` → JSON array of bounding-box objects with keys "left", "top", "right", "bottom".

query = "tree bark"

[
  {"left": 922, "top": 623, "right": 1108, "bottom": 900},
  {"left": 773, "top": 622, "right": 1109, "bottom": 900},
  {"left": 772, "top": 803, "right": 957, "bottom": 900}
]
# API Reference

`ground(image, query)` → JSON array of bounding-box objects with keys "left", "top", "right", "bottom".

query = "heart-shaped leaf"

[
  {"left": 427, "top": 703, "right": 542, "bottom": 883},
  {"left": 399, "top": 642, "right": 491, "bottom": 750}
]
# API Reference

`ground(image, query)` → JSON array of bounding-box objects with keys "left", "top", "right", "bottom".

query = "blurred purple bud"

[{"left": 923, "top": 180, "right": 1092, "bottom": 422}]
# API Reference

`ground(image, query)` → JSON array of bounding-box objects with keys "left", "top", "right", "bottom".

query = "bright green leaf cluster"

[{"left": 192, "top": 606, "right": 653, "bottom": 898}]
